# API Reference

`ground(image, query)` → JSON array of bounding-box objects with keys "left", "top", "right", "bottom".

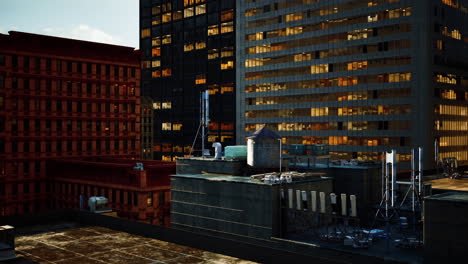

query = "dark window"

[
  {"left": 35, "top": 58, "right": 41, "bottom": 71},
  {"left": 56, "top": 100, "right": 62, "bottom": 112},
  {"left": 0, "top": 54, "right": 5, "bottom": 66},
  {"left": 12, "top": 77, "right": 18, "bottom": 89},
  {"left": 11, "top": 141, "right": 18, "bottom": 152},
  {"left": 114, "top": 66, "right": 119, "bottom": 77},
  {"left": 46, "top": 59, "right": 51, "bottom": 71},
  {"left": 133, "top": 192, "right": 138, "bottom": 206},
  {"left": 35, "top": 141, "right": 41, "bottom": 152},
  {"left": 56, "top": 119, "right": 62, "bottom": 131},
  {"left": 34, "top": 160, "right": 41, "bottom": 173},
  {"left": 23, "top": 56, "right": 30, "bottom": 69},
  {"left": 24, "top": 142, "right": 29, "bottom": 152},
  {"left": 12, "top": 55, "right": 18, "bottom": 68}
]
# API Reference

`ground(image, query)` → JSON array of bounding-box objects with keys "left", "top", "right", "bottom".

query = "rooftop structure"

[
  {"left": 47, "top": 158, "right": 175, "bottom": 225},
  {"left": 424, "top": 192, "right": 468, "bottom": 262}
]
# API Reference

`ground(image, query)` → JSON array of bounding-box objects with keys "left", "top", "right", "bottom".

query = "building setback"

[
  {"left": 236, "top": 0, "right": 468, "bottom": 169},
  {"left": 48, "top": 158, "right": 174, "bottom": 226},
  {"left": 0, "top": 31, "right": 141, "bottom": 216},
  {"left": 140, "top": 0, "right": 236, "bottom": 161}
]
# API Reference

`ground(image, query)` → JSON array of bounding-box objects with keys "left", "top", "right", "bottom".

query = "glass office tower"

[
  {"left": 236, "top": 0, "right": 468, "bottom": 168},
  {"left": 140, "top": 0, "right": 236, "bottom": 161}
]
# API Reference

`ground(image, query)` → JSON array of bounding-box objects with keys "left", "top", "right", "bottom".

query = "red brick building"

[
  {"left": 0, "top": 31, "right": 141, "bottom": 216},
  {"left": 47, "top": 158, "right": 174, "bottom": 226}
]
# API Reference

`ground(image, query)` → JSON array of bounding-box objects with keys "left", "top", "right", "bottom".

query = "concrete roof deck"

[
  {"left": 172, "top": 173, "right": 332, "bottom": 185},
  {"left": 9, "top": 224, "right": 257, "bottom": 264},
  {"left": 425, "top": 191, "right": 468, "bottom": 202},
  {"left": 426, "top": 177, "right": 468, "bottom": 192}
]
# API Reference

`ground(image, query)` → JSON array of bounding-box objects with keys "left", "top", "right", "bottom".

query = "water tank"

[{"left": 247, "top": 126, "right": 281, "bottom": 168}]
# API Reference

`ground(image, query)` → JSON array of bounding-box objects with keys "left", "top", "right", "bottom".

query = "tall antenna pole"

[
  {"left": 201, "top": 90, "right": 209, "bottom": 157},
  {"left": 411, "top": 148, "right": 415, "bottom": 212},
  {"left": 418, "top": 147, "right": 423, "bottom": 197}
]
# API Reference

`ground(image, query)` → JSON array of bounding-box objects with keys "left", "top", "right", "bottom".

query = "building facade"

[
  {"left": 0, "top": 31, "right": 141, "bottom": 216},
  {"left": 140, "top": 0, "right": 236, "bottom": 161},
  {"left": 141, "top": 96, "right": 155, "bottom": 159},
  {"left": 236, "top": 0, "right": 468, "bottom": 169},
  {"left": 48, "top": 158, "right": 174, "bottom": 226}
]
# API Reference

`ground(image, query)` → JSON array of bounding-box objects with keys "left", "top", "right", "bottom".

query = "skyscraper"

[
  {"left": 236, "top": 0, "right": 468, "bottom": 169},
  {"left": 140, "top": 0, "right": 237, "bottom": 161}
]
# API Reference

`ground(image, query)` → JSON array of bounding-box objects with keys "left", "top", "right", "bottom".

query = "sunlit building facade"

[
  {"left": 236, "top": 0, "right": 468, "bottom": 168},
  {"left": 140, "top": 0, "right": 236, "bottom": 161}
]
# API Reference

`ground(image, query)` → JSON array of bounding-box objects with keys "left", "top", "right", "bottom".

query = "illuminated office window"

[
  {"left": 153, "top": 102, "right": 161, "bottom": 109},
  {"left": 184, "top": 7, "right": 194, "bottom": 17},
  {"left": 221, "top": 22, "right": 234, "bottom": 33},
  {"left": 184, "top": 43, "right": 195, "bottom": 52},
  {"left": 221, "top": 47, "right": 234, "bottom": 57},
  {"left": 208, "top": 25, "right": 219, "bottom": 36},
  {"left": 162, "top": 68, "right": 172, "bottom": 77},
  {"left": 173, "top": 123, "right": 183, "bottom": 131},
  {"left": 173, "top": 10, "right": 183, "bottom": 20},
  {"left": 221, "top": 9, "right": 234, "bottom": 21},
  {"left": 162, "top": 13, "right": 172, "bottom": 23},
  {"left": 221, "top": 60, "right": 234, "bottom": 70},
  {"left": 162, "top": 123, "right": 172, "bottom": 130},
  {"left": 162, "top": 34, "right": 171, "bottom": 44},
  {"left": 141, "top": 29, "right": 150, "bottom": 39},
  {"left": 196, "top": 4, "right": 206, "bottom": 15},
  {"left": 196, "top": 42, "right": 206, "bottom": 50},
  {"left": 208, "top": 49, "right": 219, "bottom": 60},
  {"left": 152, "top": 60, "right": 161, "bottom": 68},
  {"left": 310, "top": 64, "right": 329, "bottom": 74},
  {"left": 151, "top": 70, "right": 161, "bottom": 78},
  {"left": 152, "top": 48, "right": 161, "bottom": 57},
  {"left": 162, "top": 102, "right": 172, "bottom": 109},
  {"left": 195, "top": 74, "right": 206, "bottom": 85},
  {"left": 152, "top": 37, "right": 161, "bottom": 46}
]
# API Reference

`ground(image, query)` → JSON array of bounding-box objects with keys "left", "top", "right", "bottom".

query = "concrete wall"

[
  {"left": 171, "top": 175, "right": 333, "bottom": 243},
  {"left": 328, "top": 166, "right": 381, "bottom": 225},
  {"left": 424, "top": 192, "right": 468, "bottom": 263},
  {"left": 275, "top": 179, "right": 334, "bottom": 236},
  {"left": 171, "top": 176, "right": 276, "bottom": 243},
  {"left": 176, "top": 158, "right": 247, "bottom": 175}
]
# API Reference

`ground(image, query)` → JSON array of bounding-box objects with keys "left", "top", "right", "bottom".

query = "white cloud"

[{"left": 41, "top": 24, "right": 124, "bottom": 46}]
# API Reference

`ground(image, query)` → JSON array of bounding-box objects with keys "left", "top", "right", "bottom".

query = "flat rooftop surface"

[
  {"left": 426, "top": 177, "right": 468, "bottom": 192},
  {"left": 10, "top": 224, "right": 257, "bottom": 264},
  {"left": 425, "top": 191, "right": 468, "bottom": 202},
  {"left": 173, "top": 173, "right": 331, "bottom": 185}
]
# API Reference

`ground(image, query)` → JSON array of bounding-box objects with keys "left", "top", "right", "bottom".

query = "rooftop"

[
  {"left": 426, "top": 177, "right": 468, "bottom": 192},
  {"left": 172, "top": 173, "right": 331, "bottom": 185},
  {"left": 8, "top": 223, "right": 256, "bottom": 264},
  {"left": 0, "top": 31, "right": 140, "bottom": 63},
  {"left": 424, "top": 191, "right": 468, "bottom": 202}
]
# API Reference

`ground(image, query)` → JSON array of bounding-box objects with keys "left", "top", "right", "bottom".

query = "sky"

[{"left": 0, "top": 0, "right": 139, "bottom": 48}]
